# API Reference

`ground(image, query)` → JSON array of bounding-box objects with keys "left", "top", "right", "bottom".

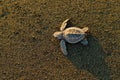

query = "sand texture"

[{"left": 0, "top": 0, "right": 120, "bottom": 80}]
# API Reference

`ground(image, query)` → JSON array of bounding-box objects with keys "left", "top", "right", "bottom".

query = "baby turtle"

[{"left": 53, "top": 19, "right": 89, "bottom": 55}]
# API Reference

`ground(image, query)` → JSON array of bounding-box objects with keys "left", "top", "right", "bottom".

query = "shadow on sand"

[{"left": 67, "top": 35, "right": 111, "bottom": 80}]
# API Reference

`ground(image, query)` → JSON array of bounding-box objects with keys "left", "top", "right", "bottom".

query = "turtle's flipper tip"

[
  {"left": 82, "top": 27, "right": 89, "bottom": 32},
  {"left": 64, "top": 18, "right": 70, "bottom": 22},
  {"left": 63, "top": 51, "right": 68, "bottom": 56}
]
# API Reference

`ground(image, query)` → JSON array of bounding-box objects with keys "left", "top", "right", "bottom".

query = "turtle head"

[{"left": 53, "top": 31, "right": 63, "bottom": 39}]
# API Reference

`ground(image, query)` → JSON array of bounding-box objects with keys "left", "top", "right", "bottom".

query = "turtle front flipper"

[
  {"left": 60, "top": 19, "right": 70, "bottom": 31},
  {"left": 60, "top": 40, "right": 68, "bottom": 55},
  {"left": 81, "top": 38, "right": 88, "bottom": 45}
]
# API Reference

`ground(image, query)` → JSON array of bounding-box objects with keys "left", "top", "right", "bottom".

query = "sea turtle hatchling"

[{"left": 53, "top": 19, "right": 89, "bottom": 55}]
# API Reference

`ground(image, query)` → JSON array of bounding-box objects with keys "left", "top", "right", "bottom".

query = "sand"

[{"left": 0, "top": 0, "right": 120, "bottom": 80}]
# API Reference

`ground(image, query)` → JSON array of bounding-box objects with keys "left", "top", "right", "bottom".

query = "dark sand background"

[{"left": 0, "top": 0, "right": 120, "bottom": 80}]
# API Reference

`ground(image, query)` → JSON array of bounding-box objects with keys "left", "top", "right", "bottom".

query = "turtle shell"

[{"left": 63, "top": 27, "right": 85, "bottom": 43}]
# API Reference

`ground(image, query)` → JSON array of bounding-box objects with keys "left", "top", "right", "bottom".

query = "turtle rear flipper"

[
  {"left": 60, "top": 40, "right": 68, "bottom": 55},
  {"left": 81, "top": 38, "right": 88, "bottom": 45},
  {"left": 82, "top": 27, "right": 89, "bottom": 32}
]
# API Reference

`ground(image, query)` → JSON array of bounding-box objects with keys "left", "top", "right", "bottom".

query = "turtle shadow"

[{"left": 66, "top": 35, "right": 111, "bottom": 80}]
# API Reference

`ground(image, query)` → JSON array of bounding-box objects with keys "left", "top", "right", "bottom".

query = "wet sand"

[{"left": 0, "top": 0, "right": 120, "bottom": 80}]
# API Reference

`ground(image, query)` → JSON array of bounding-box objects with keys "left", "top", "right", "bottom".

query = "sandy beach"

[{"left": 0, "top": 0, "right": 120, "bottom": 80}]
